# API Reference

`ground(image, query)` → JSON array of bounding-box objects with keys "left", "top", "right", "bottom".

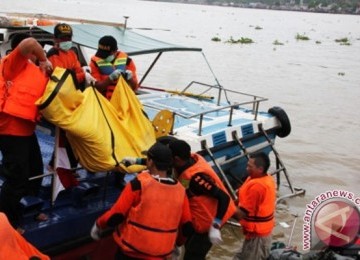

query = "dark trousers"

[
  {"left": 184, "top": 232, "right": 213, "bottom": 260},
  {"left": 0, "top": 133, "right": 43, "bottom": 228}
]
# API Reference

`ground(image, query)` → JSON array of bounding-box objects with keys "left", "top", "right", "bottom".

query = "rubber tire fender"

[{"left": 268, "top": 106, "right": 291, "bottom": 138}]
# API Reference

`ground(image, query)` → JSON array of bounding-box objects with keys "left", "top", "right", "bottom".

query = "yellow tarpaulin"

[{"left": 37, "top": 67, "right": 155, "bottom": 172}]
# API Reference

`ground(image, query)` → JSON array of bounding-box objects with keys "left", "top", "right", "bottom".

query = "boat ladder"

[
  {"left": 257, "top": 124, "right": 305, "bottom": 202},
  {"left": 201, "top": 124, "right": 305, "bottom": 204}
]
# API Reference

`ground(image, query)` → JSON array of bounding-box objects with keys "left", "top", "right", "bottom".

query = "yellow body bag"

[{"left": 37, "top": 68, "right": 155, "bottom": 172}]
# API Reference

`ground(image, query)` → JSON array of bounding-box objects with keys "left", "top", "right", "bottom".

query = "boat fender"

[{"left": 268, "top": 106, "right": 291, "bottom": 138}]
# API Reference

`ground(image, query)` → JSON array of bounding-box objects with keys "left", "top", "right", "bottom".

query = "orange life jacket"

[
  {"left": 239, "top": 175, "right": 276, "bottom": 236},
  {"left": 114, "top": 172, "right": 185, "bottom": 258},
  {"left": 0, "top": 61, "right": 47, "bottom": 121},
  {"left": 178, "top": 153, "right": 237, "bottom": 233},
  {"left": 91, "top": 52, "right": 128, "bottom": 99},
  {"left": 0, "top": 213, "right": 50, "bottom": 260}
]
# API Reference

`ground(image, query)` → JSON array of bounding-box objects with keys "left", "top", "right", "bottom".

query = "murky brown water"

[{"left": 2, "top": 0, "right": 360, "bottom": 258}]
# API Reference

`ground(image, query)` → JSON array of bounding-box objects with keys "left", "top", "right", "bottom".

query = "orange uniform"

[
  {"left": 47, "top": 48, "right": 85, "bottom": 84},
  {"left": 238, "top": 174, "right": 276, "bottom": 238},
  {"left": 0, "top": 213, "right": 49, "bottom": 260},
  {"left": 0, "top": 48, "right": 47, "bottom": 136},
  {"left": 90, "top": 51, "right": 138, "bottom": 99},
  {"left": 178, "top": 153, "right": 237, "bottom": 233},
  {"left": 96, "top": 171, "right": 192, "bottom": 259}
]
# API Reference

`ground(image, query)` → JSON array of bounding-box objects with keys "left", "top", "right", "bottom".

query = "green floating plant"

[
  {"left": 226, "top": 36, "right": 254, "bottom": 44},
  {"left": 296, "top": 33, "right": 310, "bottom": 41}
]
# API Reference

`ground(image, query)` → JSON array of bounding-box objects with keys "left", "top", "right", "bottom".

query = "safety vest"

[
  {"left": 114, "top": 172, "right": 185, "bottom": 258},
  {"left": 0, "top": 213, "right": 49, "bottom": 260},
  {"left": 239, "top": 175, "right": 276, "bottom": 236},
  {"left": 0, "top": 61, "right": 47, "bottom": 121},
  {"left": 178, "top": 153, "right": 237, "bottom": 233},
  {"left": 91, "top": 52, "right": 128, "bottom": 99}
]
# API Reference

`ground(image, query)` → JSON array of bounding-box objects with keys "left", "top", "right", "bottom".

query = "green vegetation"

[
  {"left": 273, "top": 40, "right": 284, "bottom": 45},
  {"left": 211, "top": 36, "right": 222, "bottom": 42},
  {"left": 296, "top": 33, "right": 310, "bottom": 41},
  {"left": 335, "top": 37, "right": 351, "bottom": 45},
  {"left": 226, "top": 36, "right": 254, "bottom": 44}
]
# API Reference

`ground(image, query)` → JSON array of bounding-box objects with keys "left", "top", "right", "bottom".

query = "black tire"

[{"left": 268, "top": 106, "right": 291, "bottom": 138}]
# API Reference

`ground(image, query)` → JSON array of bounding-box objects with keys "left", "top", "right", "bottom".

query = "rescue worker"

[
  {"left": 90, "top": 35, "right": 139, "bottom": 100},
  {"left": 0, "top": 212, "right": 50, "bottom": 259},
  {"left": 46, "top": 23, "right": 95, "bottom": 188},
  {"left": 0, "top": 34, "right": 52, "bottom": 231},
  {"left": 232, "top": 152, "right": 276, "bottom": 260},
  {"left": 47, "top": 23, "right": 95, "bottom": 88},
  {"left": 168, "top": 139, "right": 237, "bottom": 259},
  {"left": 90, "top": 142, "right": 193, "bottom": 259}
]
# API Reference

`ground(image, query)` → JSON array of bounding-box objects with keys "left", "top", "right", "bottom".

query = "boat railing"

[{"left": 142, "top": 81, "right": 268, "bottom": 136}]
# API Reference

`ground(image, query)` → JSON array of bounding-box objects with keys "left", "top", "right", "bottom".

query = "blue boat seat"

[{"left": 20, "top": 196, "right": 44, "bottom": 213}]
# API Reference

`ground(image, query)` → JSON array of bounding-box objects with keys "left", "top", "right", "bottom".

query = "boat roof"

[{"left": 37, "top": 24, "right": 202, "bottom": 56}]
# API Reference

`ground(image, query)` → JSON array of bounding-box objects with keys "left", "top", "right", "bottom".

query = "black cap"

[
  {"left": 54, "top": 23, "right": 73, "bottom": 39},
  {"left": 168, "top": 139, "right": 191, "bottom": 160},
  {"left": 95, "top": 35, "right": 118, "bottom": 59},
  {"left": 147, "top": 142, "right": 173, "bottom": 169}
]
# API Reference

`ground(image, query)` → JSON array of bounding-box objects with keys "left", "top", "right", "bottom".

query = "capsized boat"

[{"left": 0, "top": 14, "right": 304, "bottom": 259}]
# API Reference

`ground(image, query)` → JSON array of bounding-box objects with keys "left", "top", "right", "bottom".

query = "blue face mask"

[
  {"left": 59, "top": 41, "right": 72, "bottom": 51},
  {"left": 104, "top": 54, "right": 115, "bottom": 63}
]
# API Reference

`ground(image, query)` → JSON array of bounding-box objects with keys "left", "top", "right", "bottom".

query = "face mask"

[
  {"left": 104, "top": 54, "right": 115, "bottom": 63},
  {"left": 59, "top": 41, "right": 72, "bottom": 51}
]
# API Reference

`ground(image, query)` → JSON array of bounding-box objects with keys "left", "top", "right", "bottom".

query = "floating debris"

[
  {"left": 211, "top": 36, "right": 221, "bottom": 42},
  {"left": 295, "top": 33, "right": 310, "bottom": 41},
  {"left": 273, "top": 40, "right": 284, "bottom": 45},
  {"left": 226, "top": 36, "right": 254, "bottom": 44},
  {"left": 338, "top": 72, "right": 345, "bottom": 76},
  {"left": 255, "top": 25, "right": 263, "bottom": 30},
  {"left": 335, "top": 37, "right": 351, "bottom": 45},
  {"left": 315, "top": 40, "right": 321, "bottom": 44}
]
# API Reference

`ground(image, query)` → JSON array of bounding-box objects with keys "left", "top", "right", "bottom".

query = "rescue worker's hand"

[
  {"left": 90, "top": 222, "right": 101, "bottom": 240},
  {"left": 121, "top": 157, "right": 137, "bottom": 167},
  {"left": 124, "top": 70, "right": 133, "bottom": 81},
  {"left": 109, "top": 69, "right": 123, "bottom": 81},
  {"left": 208, "top": 219, "right": 223, "bottom": 245},
  {"left": 85, "top": 72, "right": 96, "bottom": 87},
  {"left": 39, "top": 59, "right": 53, "bottom": 75},
  {"left": 171, "top": 245, "right": 182, "bottom": 260}
]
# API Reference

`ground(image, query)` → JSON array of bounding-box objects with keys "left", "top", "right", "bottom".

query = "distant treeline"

[{"left": 147, "top": 0, "right": 360, "bottom": 14}]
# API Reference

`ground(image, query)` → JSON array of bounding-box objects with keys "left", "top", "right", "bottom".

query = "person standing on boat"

[
  {"left": 90, "top": 35, "right": 139, "bottom": 100},
  {"left": 232, "top": 152, "right": 276, "bottom": 260},
  {"left": 168, "top": 139, "right": 237, "bottom": 259},
  {"left": 47, "top": 23, "right": 95, "bottom": 88},
  {"left": 46, "top": 23, "right": 95, "bottom": 189},
  {"left": 0, "top": 34, "right": 52, "bottom": 230},
  {"left": 90, "top": 142, "right": 193, "bottom": 259}
]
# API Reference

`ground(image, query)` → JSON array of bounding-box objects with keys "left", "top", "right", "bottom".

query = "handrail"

[{"left": 143, "top": 84, "right": 268, "bottom": 136}]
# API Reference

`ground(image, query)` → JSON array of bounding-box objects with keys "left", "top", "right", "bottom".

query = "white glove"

[
  {"left": 124, "top": 70, "right": 133, "bottom": 81},
  {"left": 85, "top": 72, "right": 96, "bottom": 86},
  {"left": 171, "top": 246, "right": 182, "bottom": 260},
  {"left": 39, "top": 59, "right": 53, "bottom": 74},
  {"left": 208, "top": 225, "right": 223, "bottom": 245},
  {"left": 121, "top": 157, "right": 137, "bottom": 167},
  {"left": 90, "top": 222, "right": 101, "bottom": 240},
  {"left": 109, "top": 69, "right": 123, "bottom": 81}
]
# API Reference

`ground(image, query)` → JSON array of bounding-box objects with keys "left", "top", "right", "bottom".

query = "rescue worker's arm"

[
  {"left": 96, "top": 178, "right": 141, "bottom": 229},
  {"left": 125, "top": 57, "right": 139, "bottom": 91},
  {"left": 3, "top": 38, "right": 50, "bottom": 79},
  {"left": 188, "top": 173, "right": 230, "bottom": 222},
  {"left": 71, "top": 51, "right": 85, "bottom": 84}
]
